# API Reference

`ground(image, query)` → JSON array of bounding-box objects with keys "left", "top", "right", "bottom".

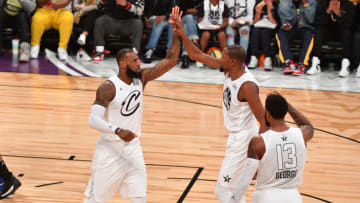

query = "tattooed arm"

[
  {"left": 141, "top": 30, "right": 181, "bottom": 87},
  {"left": 287, "top": 102, "right": 314, "bottom": 144}
]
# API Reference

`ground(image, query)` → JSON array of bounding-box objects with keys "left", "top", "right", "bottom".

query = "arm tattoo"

[
  {"left": 144, "top": 34, "right": 181, "bottom": 83},
  {"left": 287, "top": 103, "right": 313, "bottom": 128}
]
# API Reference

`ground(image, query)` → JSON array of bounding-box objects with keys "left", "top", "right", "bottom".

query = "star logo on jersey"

[
  {"left": 281, "top": 135, "right": 287, "bottom": 142},
  {"left": 223, "top": 175, "right": 232, "bottom": 183}
]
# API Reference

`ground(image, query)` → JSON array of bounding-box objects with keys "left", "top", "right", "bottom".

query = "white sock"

[{"left": 96, "top": 46, "right": 104, "bottom": 53}]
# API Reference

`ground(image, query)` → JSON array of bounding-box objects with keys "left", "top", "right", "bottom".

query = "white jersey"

[
  {"left": 199, "top": 0, "right": 226, "bottom": 28},
  {"left": 223, "top": 72, "right": 259, "bottom": 133},
  {"left": 100, "top": 75, "right": 143, "bottom": 142},
  {"left": 255, "top": 127, "right": 307, "bottom": 190}
]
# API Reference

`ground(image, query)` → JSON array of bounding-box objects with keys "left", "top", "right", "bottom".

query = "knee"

[
  {"left": 218, "top": 32, "right": 226, "bottom": 41},
  {"left": 181, "top": 14, "right": 192, "bottom": 24},
  {"left": 240, "top": 27, "right": 249, "bottom": 36},
  {"left": 32, "top": 10, "right": 47, "bottom": 25},
  {"left": 202, "top": 31, "right": 210, "bottom": 39},
  {"left": 60, "top": 10, "right": 74, "bottom": 24},
  {"left": 132, "top": 19, "right": 143, "bottom": 32},
  {"left": 215, "top": 184, "right": 231, "bottom": 202}
]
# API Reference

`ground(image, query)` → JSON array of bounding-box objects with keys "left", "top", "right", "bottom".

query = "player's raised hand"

[
  {"left": 170, "top": 6, "right": 186, "bottom": 37},
  {"left": 116, "top": 129, "right": 138, "bottom": 142}
]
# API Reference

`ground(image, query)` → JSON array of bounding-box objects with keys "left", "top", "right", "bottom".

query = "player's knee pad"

[{"left": 130, "top": 196, "right": 146, "bottom": 203}]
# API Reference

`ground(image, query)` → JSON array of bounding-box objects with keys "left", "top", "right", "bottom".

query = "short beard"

[{"left": 126, "top": 66, "right": 142, "bottom": 78}]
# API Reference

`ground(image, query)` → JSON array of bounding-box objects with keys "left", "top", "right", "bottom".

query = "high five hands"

[{"left": 169, "top": 6, "right": 185, "bottom": 37}]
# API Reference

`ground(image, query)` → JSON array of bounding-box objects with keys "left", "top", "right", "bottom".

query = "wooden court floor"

[{"left": 0, "top": 72, "right": 359, "bottom": 203}]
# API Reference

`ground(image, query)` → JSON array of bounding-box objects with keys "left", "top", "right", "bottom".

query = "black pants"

[
  {"left": 250, "top": 27, "right": 275, "bottom": 57},
  {"left": 78, "top": 10, "right": 104, "bottom": 35},
  {"left": 353, "top": 32, "right": 360, "bottom": 68},
  {"left": 276, "top": 27, "right": 313, "bottom": 65},
  {"left": 313, "top": 26, "right": 352, "bottom": 59},
  {"left": 94, "top": 14, "right": 143, "bottom": 51},
  {"left": 0, "top": 8, "right": 31, "bottom": 45}
]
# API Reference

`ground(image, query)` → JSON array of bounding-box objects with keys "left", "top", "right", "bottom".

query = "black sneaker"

[
  {"left": 181, "top": 55, "right": 190, "bottom": 69},
  {"left": 0, "top": 175, "right": 21, "bottom": 199},
  {"left": 143, "top": 49, "right": 153, "bottom": 64}
]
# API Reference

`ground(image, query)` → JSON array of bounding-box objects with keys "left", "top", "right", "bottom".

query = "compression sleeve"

[
  {"left": 228, "top": 158, "right": 259, "bottom": 203},
  {"left": 88, "top": 104, "right": 117, "bottom": 134}
]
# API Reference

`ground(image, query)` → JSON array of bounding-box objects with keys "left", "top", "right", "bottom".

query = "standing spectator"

[
  {"left": 73, "top": 0, "right": 104, "bottom": 61},
  {"left": 176, "top": 0, "right": 202, "bottom": 69},
  {"left": 0, "top": 0, "right": 36, "bottom": 61},
  {"left": 307, "top": 0, "right": 355, "bottom": 76},
  {"left": 197, "top": 0, "right": 229, "bottom": 68},
  {"left": 93, "top": 0, "right": 144, "bottom": 63},
  {"left": 248, "top": 0, "right": 279, "bottom": 70},
  {"left": 31, "top": 0, "right": 73, "bottom": 61},
  {"left": 352, "top": 0, "right": 360, "bottom": 77},
  {"left": 225, "top": 0, "right": 256, "bottom": 54},
  {"left": 276, "top": 0, "right": 317, "bottom": 76},
  {"left": 142, "top": 0, "right": 173, "bottom": 64}
]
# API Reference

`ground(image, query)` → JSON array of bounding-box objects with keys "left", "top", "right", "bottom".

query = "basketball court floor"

[{"left": 0, "top": 51, "right": 359, "bottom": 202}]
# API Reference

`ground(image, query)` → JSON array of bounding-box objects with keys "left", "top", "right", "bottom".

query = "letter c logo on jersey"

[{"left": 121, "top": 90, "right": 141, "bottom": 116}]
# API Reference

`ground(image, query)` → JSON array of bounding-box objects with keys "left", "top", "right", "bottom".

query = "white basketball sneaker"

[
  {"left": 264, "top": 57, "right": 272, "bottom": 71},
  {"left": 30, "top": 45, "right": 40, "bottom": 59},
  {"left": 248, "top": 56, "right": 258, "bottom": 69},
  {"left": 77, "top": 34, "right": 87, "bottom": 46},
  {"left": 58, "top": 47, "right": 68, "bottom": 61},
  {"left": 339, "top": 58, "right": 350, "bottom": 77},
  {"left": 306, "top": 56, "right": 321, "bottom": 75}
]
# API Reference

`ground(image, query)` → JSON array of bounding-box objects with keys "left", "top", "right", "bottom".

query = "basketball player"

[
  {"left": 0, "top": 154, "right": 21, "bottom": 199},
  {"left": 83, "top": 8, "right": 181, "bottom": 203},
  {"left": 228, "top": 93, "right": 314, "bottom": 203},
  {"left": 170, "top": 8, "right": 268, "bottom": 203}
]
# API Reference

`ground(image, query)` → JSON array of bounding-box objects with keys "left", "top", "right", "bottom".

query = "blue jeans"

[
  {"left": 226, "top": 25, "right": 250, "bottom": 54},
  {"left": 181, "top": 14, "right": 198, "bottom": 56},
  {"left": 146, "top": 17, "right": 173, "bottom": 50}
]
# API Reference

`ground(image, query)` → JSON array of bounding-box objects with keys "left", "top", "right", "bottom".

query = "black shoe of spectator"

[
  {"left": 143, "top": 49, "right": 153, "bottom": 64},
  {"left": 0, "top": 174, "right": 21, "bottom": 199},
  {"left": 181, "top": 55, "right": 190, "bottom": 69}
]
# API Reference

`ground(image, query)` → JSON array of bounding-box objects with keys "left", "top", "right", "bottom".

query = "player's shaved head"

[
  {"left": 116, "top": 48, "right": 134, "bottom": 65},
  {"left": 266, "top": 94, "right": 288, "bottom": 119},
  {"left": 226, "top": 45, "right": 246, "bottom": 64}
]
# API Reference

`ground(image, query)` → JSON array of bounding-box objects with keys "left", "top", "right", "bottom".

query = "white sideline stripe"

[
  {"left": 67, "top": 57, "right": 102, "bottom": 77},
  {"left": 45, "top": 49, "right": 83, "bottom": 77}
]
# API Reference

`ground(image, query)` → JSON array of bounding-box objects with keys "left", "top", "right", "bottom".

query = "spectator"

[
  {"left": 176, "top": 0, "right": 202, "bottom": 69},
  {"left": 92, "top": 0, "right": 144, "bottom": 63},
  {"left": 307, "top": 0, "right": 355, "bottom": 76},
  {"left": 197, "top": 0, "right": 229, "bottom": 68},
  {"left": 248, "top": 0, "right": 279, "bottom": 70},
  {"left": 31, "top": 0, "right": 73, "bottom": 61},
  {"left": 0, "top": 0, "right": 36, "bottom": 62},
  {"left": 73, "top": 0, "right": 104, "bottom": 61},
  {"left": 352, "top": 0, "right": 360, "bottom": 77},
  {"left": 277, "top": 0, "right": 317, "bottom": 76},
  {"left": 142, "top": 0, "right": 173, "bottom": 64},
  {"left": 225, "top": 0, "right": 256, "bottom": 54}
]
